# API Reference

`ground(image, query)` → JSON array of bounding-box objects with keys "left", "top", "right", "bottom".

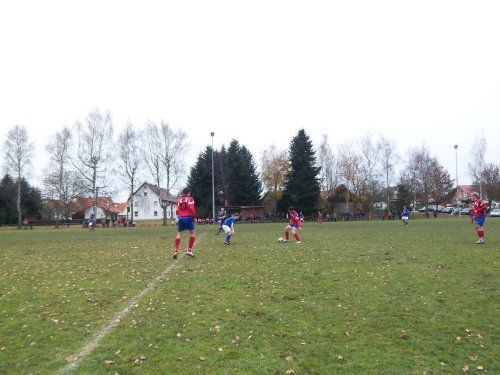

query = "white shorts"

[
  {"left": 222, "top": 224, "right": 231, "bottom": 234},
  {"left": 402, "top": 216, "right": 409, "bottom": 221}
]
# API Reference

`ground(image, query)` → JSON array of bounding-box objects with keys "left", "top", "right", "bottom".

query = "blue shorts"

[
  {"left": 475, "top": 215, "right": 485, "bottom": 227},
  {"left": 177, "top": 216, "right": 195, "bottom": 231}
]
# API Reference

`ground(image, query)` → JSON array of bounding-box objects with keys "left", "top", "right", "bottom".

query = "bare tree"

[
  {"left": 43, "top": 127, "right": 86, "bottom": 227},
  {"left": 480, "top": 163, "right": 500, "bottom": 202},
  {"left": 317, "top": 134, "right": 337, "bottom": 192},
  {"left": 117, "top": 122, "right": 142, "bottom": 225},
  {"left": 72, "top": 109, "right": 114, "bottom": 220},
  {"left": 378, "top": 135, "right": 399, "bottom": 211},
  {"left": 142, "top": 120, "right": 162, "bottom": 188},
  {"left": 337, "top": 143, "right": 362, "bottom": 214},
  {"left": 260, "top": 144, "right": 289, "bottom": 215},
  {"left": 428, "top": 158, "right": 455, "bottom": 211},
  {"left": 468, "top": 135, "right": 486, "bottom": 197},
  {"left": 158, "top": 120, "right": 188, "bottom": 194},
  {"left": 405, "top": 145, "right": 435, "bottom": 216},
  {"left": 3, "top": 125, "right": 34, "bottom": 228},
  {"left": 358, "top": 134, "right": 381, "bottom": 217}
]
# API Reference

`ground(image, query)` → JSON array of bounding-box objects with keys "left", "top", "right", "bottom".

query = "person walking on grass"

[
  {"left": 471, "top": 192, "right": 487, "bottom": 244},
  {"left": 88, "top": 214, "right": 95, "bottom": 232},
  {"left": 222, "top": 212, "right": 240, "bottom": 245},
  {"left": 401, "top": 206, "right": 410, "bottom": 226},
  {"left": 173, "top": 187, "right": 196, "bottom": 258},
  {"left": 284, "top": 206, "right": 302, "bottom": 244}
]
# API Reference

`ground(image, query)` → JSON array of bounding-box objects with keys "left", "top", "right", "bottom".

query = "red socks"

[
  {"left": 294, "top": 233, "right": 300, "bottom": 241},
  {"left": 478, "top": 230, "right": 484, "bottom": 238},
  {"left": 174, "top": 238, "right": 181, "bottom": 252},
  {"left": 188, "top": 236, "right": 195, "bottom": 250}
]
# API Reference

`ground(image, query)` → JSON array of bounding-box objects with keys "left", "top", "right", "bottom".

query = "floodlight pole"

[
  {"left": 211, "top": 132, "right": 215, "bottom": 222},
  {"left": 454, "top": 145, "right": 460, "bottom": 218}
]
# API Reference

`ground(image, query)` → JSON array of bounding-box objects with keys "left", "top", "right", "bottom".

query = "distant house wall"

[{"left": 130, "top": 183, "right": 177, "bottom": 221}]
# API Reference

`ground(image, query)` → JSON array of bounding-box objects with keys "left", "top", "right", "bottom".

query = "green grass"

[{"left": 0, "top": 218, "right": 498, "bottom": 374}]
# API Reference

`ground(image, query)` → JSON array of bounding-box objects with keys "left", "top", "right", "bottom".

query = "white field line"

[{"left": 60, "top": 231, "right": 205, "bottom": 374}]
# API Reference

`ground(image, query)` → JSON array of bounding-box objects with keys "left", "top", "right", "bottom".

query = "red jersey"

[
  {"left": 472, "top": 198, "right": 487, "bottom": 218},
  {"left": 176, "top": 195, "right": 196, "bottom": 217},
  {"left": 289, "top": 210, "right": 301, "bottom": 227}
]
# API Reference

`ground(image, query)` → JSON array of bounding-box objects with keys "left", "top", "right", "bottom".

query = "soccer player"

[
  {"left": 317, "top": 210, "right": 323, "bottom": 224},
  {"left": 88, "top": 214, "right": 95, "bottom": 231},
  {"left": 284, "top": 206, "right": 302, "bottom": 244},
  {"left": 216, "top": 207, "right": 227, "bottom": 235},
  {"left": 401, "top": 206, "right": 410, "bottom": 226},
  {"left": 173, "top": 187, "right": 196, "bottom": 258},
  {"left": 222, "top": 212, "right": 240, "bottom": 245},
  {"left": 471, "top": 192, "right": 487, "bottom": 244}
]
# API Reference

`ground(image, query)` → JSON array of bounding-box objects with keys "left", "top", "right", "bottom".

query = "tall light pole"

[
  {"left": 454, "top": 145, "right": 460, "bottom": 217},
  {"left": 211, "top": 132, "right": 215, "bottom": 222}
]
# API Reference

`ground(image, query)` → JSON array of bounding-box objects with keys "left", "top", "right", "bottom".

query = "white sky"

[{"left": 1, "top": 1, "right": 499, "bottom": 200}]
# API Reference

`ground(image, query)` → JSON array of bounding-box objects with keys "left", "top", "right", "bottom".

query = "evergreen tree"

[
  {"left": 0, "top": 174, "right": 17, "bottom": 225},
  {"left": 187, "top": 146, "right": 213, "bottom": 217},
  {"left": 283, "top": 129, "right": 321, "bottom": 215},
  {"left": 225, "top": 141, "right": 262, "bottom": 206},
  {"left": 0, "top": 175, "right": 42, "bottom": 225}
]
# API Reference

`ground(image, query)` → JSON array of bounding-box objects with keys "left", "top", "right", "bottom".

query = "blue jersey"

[
  {"left": 402, "top": 208, "right": 409, "bottom": 217},
  {"left": 223, "top": 216, "right": 238, "bottom": 227}
]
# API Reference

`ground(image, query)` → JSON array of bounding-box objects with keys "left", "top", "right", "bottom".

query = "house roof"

[
  {"left": 459, "top": 185, "right": 478, "bottom": 195},
  {"left": 133, "top": 182, "right": 177, "bottom": 202}
]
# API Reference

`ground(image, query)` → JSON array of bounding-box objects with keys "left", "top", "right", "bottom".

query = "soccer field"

[{"left": 0, "top": 218, "right": 498, "bottom": 374}]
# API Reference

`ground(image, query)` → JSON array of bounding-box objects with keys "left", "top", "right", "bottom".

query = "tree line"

[{"left": 2, "top": 108, "right": 500, "bottom": 227}]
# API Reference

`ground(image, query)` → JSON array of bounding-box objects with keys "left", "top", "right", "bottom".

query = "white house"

[{"left": 129, "top": 182, "right": 177, "bottom": 221}]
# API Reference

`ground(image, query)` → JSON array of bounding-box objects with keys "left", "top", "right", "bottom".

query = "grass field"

[{"left": 0, "top": 217, "right": 498, "bottom": 374}]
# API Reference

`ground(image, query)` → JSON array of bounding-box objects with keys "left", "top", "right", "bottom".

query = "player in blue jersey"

[
  {"left": 222, "top": 213, "right": 240, "bottom": 245},
  {"left": 216, "top": 207, "right": 227, "bottom": 235},
  {"left": 401, "top": 206, "right": 409, "bottom": 226}
]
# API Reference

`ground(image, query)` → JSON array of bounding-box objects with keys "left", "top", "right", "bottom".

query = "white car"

[{"left": 489, "top": 208, "right": 500, "bottom": 217}]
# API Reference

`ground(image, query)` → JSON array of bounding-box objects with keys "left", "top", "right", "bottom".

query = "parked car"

[
  {"left": 461, "top": 207, "right": 471, "bottom": 215},
  {"left": 442, "top": 206, "right": 454, "bottom": 214},
  {"left": 489, "top": 208, "right": 500, "bottom": 217}
]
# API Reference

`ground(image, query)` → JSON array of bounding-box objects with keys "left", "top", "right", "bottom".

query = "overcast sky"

[{"left": 1, "top": 1, "right": 499, "bottom": 200}]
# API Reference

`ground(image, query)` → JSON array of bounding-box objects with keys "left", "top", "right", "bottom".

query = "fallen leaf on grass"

[
  {"left": 468, "top": 355, "right": 477, "bottom": 362},
  {"left": 199, "top": 356, "right": 206, "bottom": 361},
  {"left": 104, "top": 359, "right": 115, "bottom": 365},
  {"left": 133, "top": 356, "right": 146, "bottom": 365},
  {"left": 286, "top": 370, "right": 295, "bottom": 375},
  {"left": 477, "top": 366, "right": 484, "bottom": 371},
  {"left": 285, "top": 356, "right": 293, "bottom": 362},
  {"left": 476, "top": 333, "right": 484, "bottom": 339},
  {"left": 462, "top": 365, "right": 469, "bottom": 372},
  {"left": 400, "top": 330, "right": 409, "bottom": 339}
]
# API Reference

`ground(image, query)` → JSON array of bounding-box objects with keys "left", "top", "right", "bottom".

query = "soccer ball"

[{"left": 278, "top": 237, "right": 285, "bottom": 243}]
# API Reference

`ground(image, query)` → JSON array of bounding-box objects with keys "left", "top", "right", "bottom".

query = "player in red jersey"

[
  {"left": 173, "top": 187, "right": 196, "bottom": 258},
  {"left": 284, "top": 206, "right": 302, "bottom": 244},
  {"left": 471, "top": 192, "right": 487, "bottom": 244}
]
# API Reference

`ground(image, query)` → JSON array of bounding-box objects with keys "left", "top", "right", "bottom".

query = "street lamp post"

[
  {"left": 454, "top": 145, "right": 460, "bottom": 217},
  {"left": 160, "top": 198, "right": 168, "bottom": 226},
  {"left": 211, "top": 132, "right": 215, "bottom": 222}
]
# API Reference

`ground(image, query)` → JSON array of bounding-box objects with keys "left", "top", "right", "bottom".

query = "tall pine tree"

[
  {"left": 187, "top": 146, "right": 213, "bottom": 217},
  {"left": 187, "top": 140, "right": 262, "bottom": 216},
  {"left": 283, "top": 129, "right": 321, "bottom": 215}
]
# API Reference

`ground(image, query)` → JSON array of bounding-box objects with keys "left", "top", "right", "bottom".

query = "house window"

[
  {"left": 134, "top": 211, "right": 138, "bottom": 217},
  {"left": 154, "top": 211, "right": 158, "bottom": 217},
  {"left": 154, "top": 201, "right": 158, "bottom": 206}
]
